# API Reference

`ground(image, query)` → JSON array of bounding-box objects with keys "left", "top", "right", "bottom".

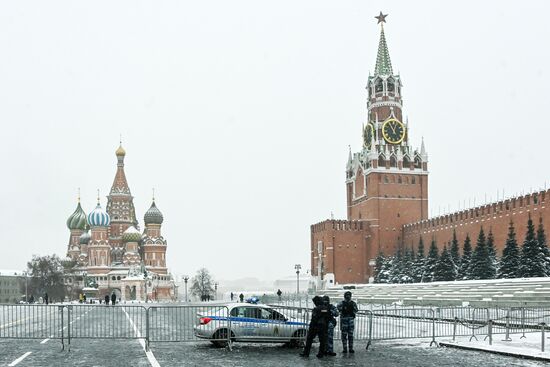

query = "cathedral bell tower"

[
  {"left": 345, "top": 12, "right": 429, "bottom": 255},
  {"left": 106, "top": 143, "right": 138, "bottom": 263}
]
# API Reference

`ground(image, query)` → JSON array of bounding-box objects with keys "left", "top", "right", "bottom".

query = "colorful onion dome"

[
  {"left": 87, "top": 202, "right": 110, "bottom": 227},
  {"left": 79, "top": 230, "right": 91, "bottom": 245},
  {"left": 116, "top": 144, "right": 126, "bottom": 157},
  {"left": 122, "top": 226, "right": 141, "bottom": 243},
  {"left": 144, "top": 200, "right": 164, "bottom": 225},
  {"left": 67, "top": 202, "right": 88, "bottom": 230}
]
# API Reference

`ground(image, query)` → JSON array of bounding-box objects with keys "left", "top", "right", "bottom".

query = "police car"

[{"left": 193, "top": 301, "right": 308, "bottom": 347}]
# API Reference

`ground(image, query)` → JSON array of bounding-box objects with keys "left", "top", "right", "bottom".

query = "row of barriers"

[{"left": 2, "top": 304, "right": 550, "bottom": 351}]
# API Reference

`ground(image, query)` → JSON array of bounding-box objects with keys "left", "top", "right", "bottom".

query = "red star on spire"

[{"left": 375, "top": 11, "right": 388, "bottom": 24}]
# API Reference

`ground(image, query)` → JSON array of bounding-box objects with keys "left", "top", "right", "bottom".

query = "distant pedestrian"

[
  {"left": 337, "top": 291, "right": 358, "bottom": 353},
  {"left": 277, "top": 289, "right": 282, "bottom": 301},
  {"left": 83, "top": 294, "right": 87, "bottom": 303},
  {"left": 230, "top": 292, "right": 234, "bottom": 301},
  {"left": 79, "top": 293, "right": 83, "bottom": 303},
  {"left": 300, "top": 296, "right": 330, "bottom": 358},
  {"left": 44, "top": 293, "right": 49, "bottom": 305},
  {"left": 239, "top": 293, "right": 244, "bottom": 303},
  {"left": 111, "top": 293, "right": 117, "bottom": 305},
  {"left": 29, "top": 294, "right": 34, "bottom": 304},
  {"left": 105, "top": 295, "right": 110, "bottom": 305},
  {"left": 323, "top": 295, "right": 338, "bottom": 356}
]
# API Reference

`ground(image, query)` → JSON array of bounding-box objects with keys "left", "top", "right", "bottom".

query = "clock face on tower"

[
  {"left": 382, "top": 118, "right": 405, "bottom": 144},
  {"left": 363, "top": 122, "right": 375, "bottom": 149}
]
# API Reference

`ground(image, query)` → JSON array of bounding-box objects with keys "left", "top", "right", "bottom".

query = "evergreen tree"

[
  {"left": 519, "top": 215, "right": 547, "bottom": 277},
  {"left": 377, "top": 255, "right": 393, "bottom": 284},
  {"left": 468, "top": 227, "right": 493, "bottom": 280},
  {"left": 422, "top": 238, "right": 439, "bottom": 282},
  {"left": 536, "top": 216, "right": 550, "bottom": 276},
  {"left": 390, "top": 247, "right": 404, "bottom": 283},
  {"left": 458, "top": 234, "right": 473, "bottom": 280},
  {"left": 400, "top": 248, "right": 414, "bottom": 283},
  {"left": 373, "top": 252, "right": 386, "bottom": 283},
  {"left": 450, "top": 230, "right": 460, "bottom": 272},
  {"left": 485, "top": 228, "right": 498, "bottom": 279},
  {"left": 434, "top": 245, "right": 457, "bottom": 281},
  {"left": 498, "top": 221, "right": 521, "bottom": 278},
  {"left": 412, "top": 237, "right": 425, "bottom": 283}
]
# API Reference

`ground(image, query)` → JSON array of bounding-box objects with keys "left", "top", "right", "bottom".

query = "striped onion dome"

[
  {"left": 144, "top": 201, "right": 163, "bottom": 225},
  {"left": 122, "top": 226, "right": 141, "bottom": 243},
  {"left": 67, "top": 202, "right": 87, "bottom": 230},
  {"left": 79, "top": 230, "right": 91, "bottom": 245},
  {"left": 87, "top": 203, "right": 110, "bottom": 227}
]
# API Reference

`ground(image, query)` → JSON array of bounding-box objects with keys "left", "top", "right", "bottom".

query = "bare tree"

[
  {"left": 26, "top": 254, "right": 66, "bottom": 302},
  {"left": 190, "top": 268, "right": 215, "bottom": 301}
]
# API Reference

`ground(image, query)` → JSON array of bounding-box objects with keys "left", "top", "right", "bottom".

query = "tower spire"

[{"left": 374, "top": 12, "right": 393, "bottom": 76}]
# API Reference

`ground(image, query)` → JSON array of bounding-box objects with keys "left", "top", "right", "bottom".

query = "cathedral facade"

[
  {"left": 65, "top": 144, "right": 175, "bottom": 301},
  {"left": 310, "top": 14, "right": 550, "bottom": 286}
]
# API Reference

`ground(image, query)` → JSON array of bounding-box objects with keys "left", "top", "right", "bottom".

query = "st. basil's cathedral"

[{"left": 65, "top": 144, "right": 174, "bottom": 301}]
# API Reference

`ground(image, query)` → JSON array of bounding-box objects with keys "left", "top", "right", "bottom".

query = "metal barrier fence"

[
  {"left": 148, "top": 305, "right": 232, "bottom": 348},
  {"left": 0, "top": 305, "right": 66, "bottom": 348},
  {"left": 3, "top": 303, "right": 550, "bottom": 351}
]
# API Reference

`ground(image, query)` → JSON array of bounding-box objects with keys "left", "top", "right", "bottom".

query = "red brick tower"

[
  {"left": 106, "top": 144, "right": 138, "bottom": 264},
  {"left": 311, "top": 13, "right": 429, "bottom": 285},
  {"left": 142, "top": 197, "right": 168, "bottom": 275},
  {"left": 345, "top": 13, "right": 428, "bottom": 255}
]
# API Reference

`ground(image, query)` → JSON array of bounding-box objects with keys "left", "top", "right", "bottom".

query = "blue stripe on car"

[{"left": 204, "top": 316, "right": 307, "bottom": 326}]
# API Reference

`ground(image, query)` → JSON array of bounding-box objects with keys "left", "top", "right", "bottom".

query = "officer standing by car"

[
  {"left": 300, "top": 296, "right": 330, "bottom": 358},
  {"left": 337, "top": 291, "right": 358, "bottom": 353},
  {"left": 322, "top": 295, "right": 338, "bottom": 356}
]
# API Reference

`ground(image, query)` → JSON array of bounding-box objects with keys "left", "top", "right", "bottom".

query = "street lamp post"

[
  {"left": 214, "top": 282, "right": 218, "bottom": 300},
  {"left": 24, "top": 271, "right": 28, "bottom": 303},
  {"left": 183, "top": 276, "right": 189, "bottom": 302},
  {"left": 295, "top": 264, "right": 302, "bottom": 310}
]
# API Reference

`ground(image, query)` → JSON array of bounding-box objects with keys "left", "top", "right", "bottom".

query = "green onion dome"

[
  {"left": 122, "top": 226, "right": 141, "bottom": 243},
  {"left": 144, "top": 201, "right": 163, "bottom": 225},
  {"left": 67, "top": 202, "right": 88, "bottom": 230}
]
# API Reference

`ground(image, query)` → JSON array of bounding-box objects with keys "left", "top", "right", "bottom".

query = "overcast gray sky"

[{"left": 1, "top": 1, "right": 549, "bottom": 281}]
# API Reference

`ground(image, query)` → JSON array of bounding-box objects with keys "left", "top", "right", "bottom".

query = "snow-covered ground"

[{"left": 441, "top": 332, "right": 550, "bottom": 361}]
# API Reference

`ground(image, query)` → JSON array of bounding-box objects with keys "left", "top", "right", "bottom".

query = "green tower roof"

[{"left": 374, "top": 25, "right": 393, "bottom": 76}]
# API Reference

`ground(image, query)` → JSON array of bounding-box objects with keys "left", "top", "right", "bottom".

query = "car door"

[
  {"left": 257, "top": 307, "right": 288, "bottom": 341},
  {"left": 230, "top": 306, "right": 254, "bottom": 340}
]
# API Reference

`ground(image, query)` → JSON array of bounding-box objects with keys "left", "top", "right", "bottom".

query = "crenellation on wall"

[
  {"left": 404, "top": 189, "right": 549, "bottom": 234},
  {"left": 402, "top": 189, "right": 550, "bottom": 256}
]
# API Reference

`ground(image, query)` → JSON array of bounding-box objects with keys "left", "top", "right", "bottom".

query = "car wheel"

[
  {"left": 289, "top": 329, "right": 307, "bottom": 348},
  {"left": 211, "top": 328, "right": 234, "bottom": 348}
]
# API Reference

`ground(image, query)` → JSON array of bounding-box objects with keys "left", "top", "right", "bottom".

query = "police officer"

[
  {"left": 322, "top": 295, "right": 339, "bottom": 356},
  {"left": 299, "top": 296, "right": 330, "bottom": 358},
  {"left": 337, "top": 291, "right": 358, "bottom": 353}
]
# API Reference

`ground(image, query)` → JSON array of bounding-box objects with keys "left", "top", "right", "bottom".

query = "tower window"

[
  {"left": 412, "top": 176, "right": 416, "bottom": 184},
  {"left": 375, "top": 79, "right": 383, "bottom": 93},
  {"left": 398, "top": 176, "right": 402, "bottom": 184},
  {"left": 403, "top": 156, "right": 411, "bottom": 169},
  {"left": 390, "top": 156, "right": 397, "bottom": 168},
  {"left": 387, "top": 79, "right": 395, "bottom": 92}
]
